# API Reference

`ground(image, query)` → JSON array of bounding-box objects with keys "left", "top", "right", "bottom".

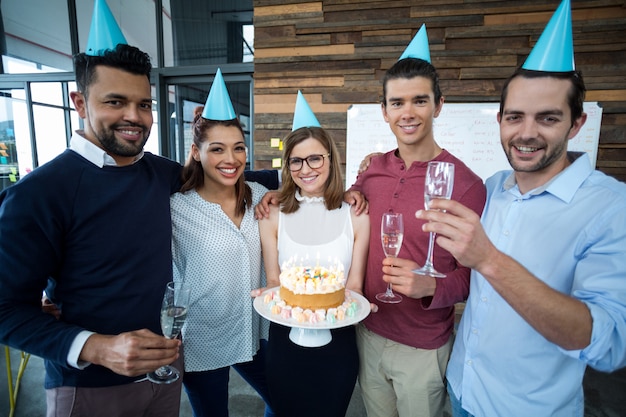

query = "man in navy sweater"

[{"left": 0, "top": 42, "right": 279, "bottom": 415}]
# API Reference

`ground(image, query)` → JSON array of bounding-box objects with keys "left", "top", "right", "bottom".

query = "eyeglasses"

[{"left": 287, "top": 153, "right": 330, "bottom": 172}]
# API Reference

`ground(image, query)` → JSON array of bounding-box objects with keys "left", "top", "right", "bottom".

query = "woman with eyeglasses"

[{"left": 258, "top": 126, "right": 370, "bottom": 416}]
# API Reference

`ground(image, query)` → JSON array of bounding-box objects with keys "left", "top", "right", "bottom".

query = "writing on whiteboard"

[{"left": 345, "top": 102, "right": 602, "bottom": 188}]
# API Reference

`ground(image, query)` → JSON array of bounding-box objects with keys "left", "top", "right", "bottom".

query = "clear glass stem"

[
  {"left": 376, "top": 256, "right": 403, "bottom": 303},
  {"left": 423, "top": 232, "right": 436, "bottom": 269},
  {"left": 385, "top": 256, "right": 397, "bottom": 295}
]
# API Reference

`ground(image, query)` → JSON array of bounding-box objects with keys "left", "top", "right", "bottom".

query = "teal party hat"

[
  {"left": 522, "top": 0, "right": 574, "bottom": 72},
  {"left": 86, "top": 0, "right": 127, "bottom": 56},
  {"left": 398, "top": 24, "right": 431, "bottom": 62},
  {"left": 292, "top": 91, "right": 321, "bottom": 131},
  {"left": 202, "top": 68, "right": 237, "bottom": 120}
]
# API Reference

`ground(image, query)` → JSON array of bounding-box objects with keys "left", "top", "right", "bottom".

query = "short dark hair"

[
  {"left": 180, "top": 107, "right": 251, "bottom": 216},
  {"left": 382, "top": 58, "right": 443, "bottom": 106},
  {"left": 499, "top": 68, "right": 586, "bottom": 126},
  {"left": 73, "top": 44, "right": 152, "bottom": 96}
]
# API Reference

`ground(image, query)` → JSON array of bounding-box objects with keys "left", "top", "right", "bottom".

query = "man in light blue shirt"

[
  {"left": 416, "top": 0, "right": 626, "bottom": 414},
  {"left": 416, "top": 52, "right": 626, "bottom": 417}
]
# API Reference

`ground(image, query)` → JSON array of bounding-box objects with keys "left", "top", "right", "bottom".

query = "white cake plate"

[
  {"left": 253, "top": 287, "right": 371, "bottom": 348},
  {"left": 288, "top": 327, "right": 332, "bottom": 347}
]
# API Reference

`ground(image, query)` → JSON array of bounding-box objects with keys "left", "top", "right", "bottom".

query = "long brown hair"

[
  {"left": 279, "top": 126, "right": 344, "bottom": 213},
  {"left": 180, "top": 106, "right": 251, "bottom": 216}
]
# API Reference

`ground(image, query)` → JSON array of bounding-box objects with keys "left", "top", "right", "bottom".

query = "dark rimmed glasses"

[{"left": 287, "top": 153, "right": 330, "bottom": 172}]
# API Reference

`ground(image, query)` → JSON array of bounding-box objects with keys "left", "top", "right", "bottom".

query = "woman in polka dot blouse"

[{"left": 170, "top": 106, "right": 275, "bottom": 417}]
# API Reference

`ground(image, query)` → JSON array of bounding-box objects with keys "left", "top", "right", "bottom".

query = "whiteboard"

[{"left": 345, "top": 102, "right": 602, "bottom": 188}]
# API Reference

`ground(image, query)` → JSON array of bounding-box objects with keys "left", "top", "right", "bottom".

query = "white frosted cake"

[{"left": 279, "top": 263, "right": 345, "bottom": 310}]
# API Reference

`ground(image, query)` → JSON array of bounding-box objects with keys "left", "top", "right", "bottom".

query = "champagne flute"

[
  {"left": 376, "top": 212, "right": 404, "bottom": 303},
  {"left": 147, "top": 281, "right": 190, "bottom": 384},
  {"left": 413, "top": 161, "right": 455, "bottom": 278}
]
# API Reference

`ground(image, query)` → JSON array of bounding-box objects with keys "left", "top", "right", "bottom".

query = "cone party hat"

[
  {"left": 202, "top": 68, "right": 237, "bottom": 120},
  {"left": 292, "top": 91, "right": 321, "bottom": 131},
  {"left": 86, "top": 0, "right": 127, "bottom": 56},
  {"left": 398, "top": 24, "right": 431, "bottom": 62},
  {"left": 522, "top": 0, "right": 574, "bottom": 72}
]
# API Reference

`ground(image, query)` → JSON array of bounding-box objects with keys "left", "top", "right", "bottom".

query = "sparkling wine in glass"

[
  {"left": 413, "top": 161, "right": 455, "bottom": 278},
  {"left": 147, "top": 281, "right": 190, "bottom": 384},
  {"left": 376, "top": 212, "right": 404, "bottom": 303}
]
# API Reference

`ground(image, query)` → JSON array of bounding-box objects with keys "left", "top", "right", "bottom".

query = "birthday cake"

[
  {"left": 262, "top": 289, "right": 359, "bottom": 324},
  {"left": 279, "top": 263, "right": 346, "bottom": 310}
]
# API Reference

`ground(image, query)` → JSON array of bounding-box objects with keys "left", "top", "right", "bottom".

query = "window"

[{"left": 0, "top": 0, "right": 254, "bottom": 178}]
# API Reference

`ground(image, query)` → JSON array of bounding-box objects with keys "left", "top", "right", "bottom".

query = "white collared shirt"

[{"left": 69, "top": 129, "right": 144, "bottom": 167}]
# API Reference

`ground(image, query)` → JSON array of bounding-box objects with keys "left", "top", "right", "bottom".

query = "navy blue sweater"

[{"left": 0, "top": 150, "right": 181, "bottom": 388}]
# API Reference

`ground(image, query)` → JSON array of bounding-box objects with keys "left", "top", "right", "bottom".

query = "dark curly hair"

[{"left": 73, "top": 44, "right": 151, "bottom": 97}]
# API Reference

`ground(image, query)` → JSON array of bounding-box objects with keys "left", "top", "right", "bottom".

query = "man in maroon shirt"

[{"left": 350, "top": 56, "right": 486, "bottom": 417}]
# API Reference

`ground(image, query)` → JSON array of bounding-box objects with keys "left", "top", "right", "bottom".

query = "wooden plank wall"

[{"left": 252, "top": 0, "right": 626, "bottom": 182}]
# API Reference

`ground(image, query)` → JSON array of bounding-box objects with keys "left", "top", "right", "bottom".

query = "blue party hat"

[
  {"left": 86, "top": 0, "right": 127, "bottom": 56},
  {"left": 522, "top": 0, "right": 574, "bottom": 72},
  {"left": 292, "top": 91, "right": 321, "bottom": 131},
  {"left": 202, "top": 68, "right": 237, "bottom": 120},
  {"left": 398, "top": 24, "right": 431, "bottom": 62}
]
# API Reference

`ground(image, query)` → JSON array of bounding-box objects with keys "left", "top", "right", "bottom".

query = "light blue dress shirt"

[{"left": 447, "top": 152, "right": 626, "bottom": 417}]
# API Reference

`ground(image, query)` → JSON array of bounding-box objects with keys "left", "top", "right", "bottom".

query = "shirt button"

[
  {"left": 394, "top": 193, "right": 399, "bottom": 198},
  {"left": 400, "top": 178, "right": 405, "bottom": 183},
  {"left": 467, "top": 360, "right": 473, "bottom": 366},
  {"left": 503, "top": 230, "right": 510, "bottom": 236},
  {"left": 481, "top": 297, "right": 487, "bottom": 303},
  {"left": 472, "top": 328, "right": 478, "bottom": 334}
]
